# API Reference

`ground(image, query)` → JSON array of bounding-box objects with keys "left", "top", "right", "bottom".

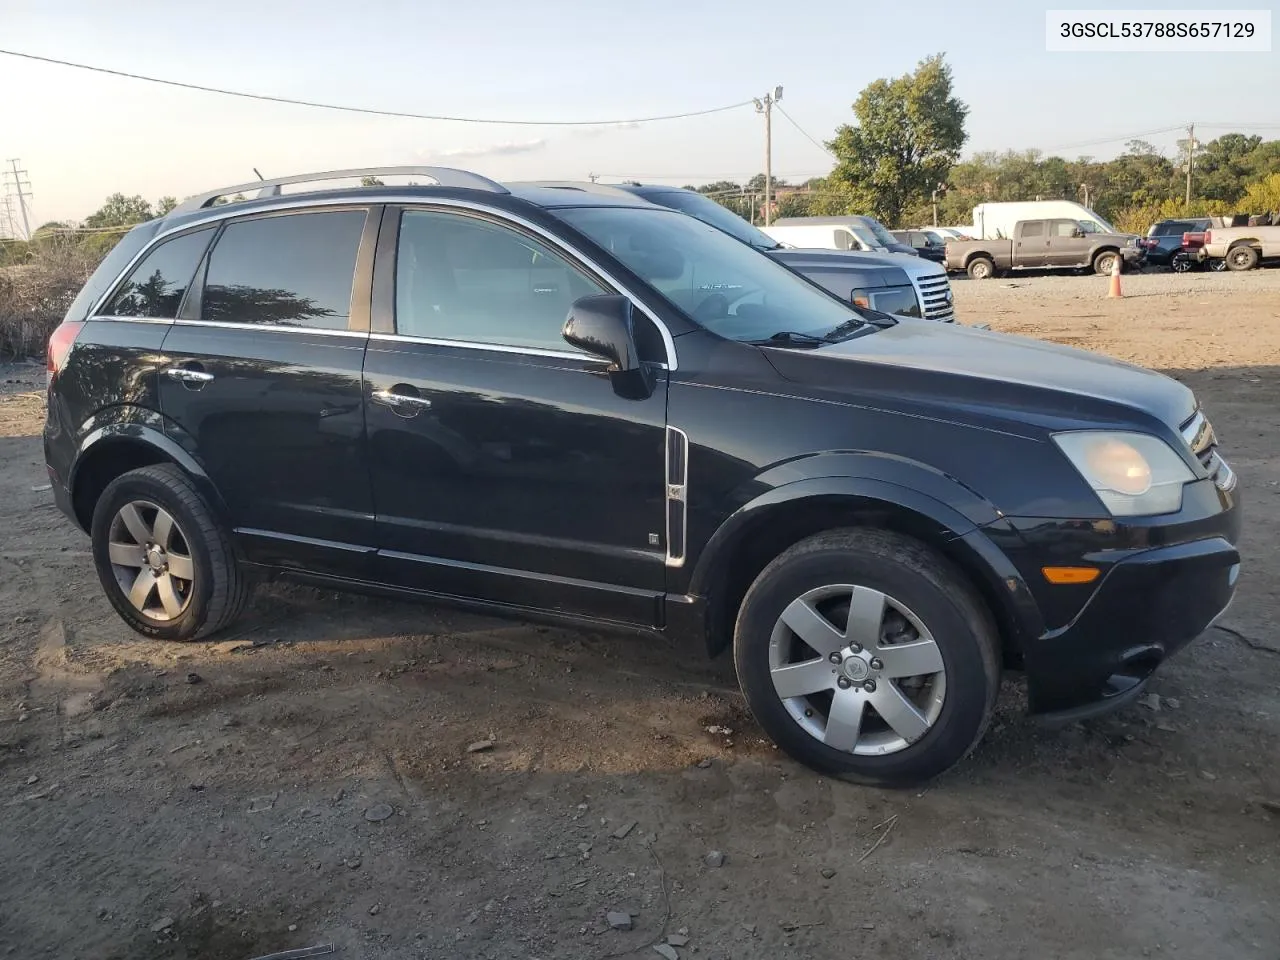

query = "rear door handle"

[
  {"left": 372, "top": 386, "right": 431, "bottom": 417},
  {"left": 163, "top": 367, "right": 215, "bottom": 385}
]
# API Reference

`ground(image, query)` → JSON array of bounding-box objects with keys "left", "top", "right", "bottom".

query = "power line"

[
  {"left": 0, "top": 48, "right": 754, "bottom": 127},
  {"left": 1035, "top": 125, "right": 1185, "bottom": 153},
  {"left": 775, "top": 105, "right": 836, "bottom": 159}
]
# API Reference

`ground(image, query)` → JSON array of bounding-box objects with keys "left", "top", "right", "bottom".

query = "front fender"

[{"left": 688, "top": 450, "right": 1003, "bottom": 600}]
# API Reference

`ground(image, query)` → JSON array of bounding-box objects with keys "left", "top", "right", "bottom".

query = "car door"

[
  {"left": 158, "top": 205, "right": 378, "bottom": 577},
  {"left": 1013, "top": 220, "right": 1048, "bottom": 268},
  {"left": 362, "top": 205, "right": 669, "bottom": 627},
  {"left": 1046, "top": 219, "right": 1092, "bottom": 267}
]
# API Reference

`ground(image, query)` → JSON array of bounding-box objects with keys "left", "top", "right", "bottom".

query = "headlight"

[{"left": 1052, "top": 431, "right": 1195, "bottom": 516}]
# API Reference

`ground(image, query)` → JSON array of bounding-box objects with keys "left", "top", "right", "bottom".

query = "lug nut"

[
  {"left": 863, "top": 680, "right": 877, "bottom": 693},
  {"left": 849, "top": 642, "right": 863, "bottom": 654},
  {"left": 869, "top": 658, "right": 883, "bottom": 671},
  {"left": 829, "top": 652, "right": 842, "bottom": 664},
  {"left": 837, "top": 677, "right": 852, "bottom": 689}
]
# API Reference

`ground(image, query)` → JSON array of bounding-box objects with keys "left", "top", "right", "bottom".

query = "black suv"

[{"left": 44, "top": 167, "right": 1241, "bottom": 785}]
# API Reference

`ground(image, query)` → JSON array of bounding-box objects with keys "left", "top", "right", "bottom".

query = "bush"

[{"left": 0, "top": 240, "right": 101, "bottom": 359}]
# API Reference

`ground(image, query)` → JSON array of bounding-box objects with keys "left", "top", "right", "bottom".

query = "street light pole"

[{"left": 754, "top": 86, "right": 783, "bottom": 226}]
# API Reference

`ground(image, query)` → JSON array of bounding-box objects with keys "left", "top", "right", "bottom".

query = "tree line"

[{"left": 683, "top": 54, "right": 1279, "bottom": 234}]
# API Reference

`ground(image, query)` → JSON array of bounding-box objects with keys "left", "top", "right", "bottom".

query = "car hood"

[
  {"left": 766, "top": 248, "right": 917, "bottom": 286},
  {"left": 764, "top": 319, "right": 1196, "bottom": 430}
]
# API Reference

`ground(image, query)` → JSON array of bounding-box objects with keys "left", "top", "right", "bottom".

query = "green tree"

[
  {"left": 85, "top": 194, "right": 154, "bottom": 228},
  {"left": 824, "top": 54, "right": 968, "bottom": 225},
  {"left": 156, "top": 196, "right": 178, "bottom": 216},
  {"left": 360, "top": 176, "right": 385, "bottom": 187},
  {"left": 1239, "top": 172, "right": 1280, "bottom": 214}
]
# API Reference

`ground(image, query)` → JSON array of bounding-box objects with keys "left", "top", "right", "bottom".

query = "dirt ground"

[{"left": 1, "top": 268, "right": 1278, "bottom": 960}]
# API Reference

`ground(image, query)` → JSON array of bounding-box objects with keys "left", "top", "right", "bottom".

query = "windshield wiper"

[{"left": 747, "top": 330, "right": 829, "bottom": 348}]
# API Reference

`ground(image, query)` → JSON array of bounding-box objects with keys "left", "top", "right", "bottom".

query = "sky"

[{"left": 1, "top": 0, "right": 1278, "bottom": 226}]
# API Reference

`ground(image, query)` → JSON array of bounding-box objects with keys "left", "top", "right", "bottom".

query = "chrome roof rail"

[
  {"left": 511, "top": 180, "right": 641, "bottom": 199},
  {"left": 170, "top": 166, "right": 509, "bottom": 215}
]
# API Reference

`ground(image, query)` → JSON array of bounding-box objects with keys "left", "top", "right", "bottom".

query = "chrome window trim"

[
  {"left": 87, "top": 316, "right": 369, "bottom": 339},
  {"left": 369, "top": 331, "right": 590, "bottom": 362},
  {"left": 91, "top": 194, "right": 679, "bottom": 371}
]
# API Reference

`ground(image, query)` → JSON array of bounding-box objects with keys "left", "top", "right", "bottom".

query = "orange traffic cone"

[{"left": 1107, "top": 255, "right": 1123, "bottom": 298}]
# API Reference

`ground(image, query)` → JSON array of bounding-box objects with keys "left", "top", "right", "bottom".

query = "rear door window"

[
  {"left": 102, "top": 228, "right": 215, "bottom": 318},
  {"left": 1020, "top": 221, "right": 1046, "bottom": 238},
  {"left": 201, "top": 210, "right": 366, "bottom": 329}
]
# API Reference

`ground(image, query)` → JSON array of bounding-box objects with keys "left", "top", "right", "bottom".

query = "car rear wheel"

[
  {"left": 733, "top": 528, "right": 1001, "bottom": 786},
  {"left": 90, "top": 463, "right": 251, "bottom": 641},
  {"left": 1227, "top": 244, "right": 1259, "bottom": 271},
  {"left": 1093, "top": 251, "right": 1118, "bottom": 276},
  {"left": 967, "top": 257, "right": 994, "bottom": 280},
  {"left": 1170, "top": 251, "right": 1194, "bottom": 273}
]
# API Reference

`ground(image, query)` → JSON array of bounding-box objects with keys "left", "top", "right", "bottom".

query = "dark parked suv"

[{"left": 45, "top": 167, "right": 1241, "bottom": 785}]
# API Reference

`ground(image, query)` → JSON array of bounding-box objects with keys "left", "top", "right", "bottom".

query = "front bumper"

[
  {"left": 1024, "top": 535, "right": 1239, "bottom": 719},
  {"left": 968, "top": 477, "right": 1241, "bottom": 720},
  {"left": 1120, "top": 246, "right": 1146, "bottom": 266}
]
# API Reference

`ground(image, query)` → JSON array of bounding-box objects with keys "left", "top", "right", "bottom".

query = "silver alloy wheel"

[
  {"left": 768, "top": 584, "right": 946, "bottom": 756},
  {"left": 107, "top": 499, "right": 195, "bottom": 622}
]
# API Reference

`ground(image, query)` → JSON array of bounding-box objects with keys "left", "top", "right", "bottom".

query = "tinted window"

[
  {"left": 102, "top": 228, "right": 214, "bottom": 318},
  {"left": 202, "top": 211, "right": 365, "bottom": 329},
  {"left": 1051, "top": 220, "right": 1080, "bottom": 237},
  {"left": 1021, "top": 221, "right": 1045, "bottom": 238},
  {"left": 556, "top": 206, "right": 864, "bottom": 344},
  {"left": 1154, "top": 220, "right": 1199, "bottom": 236},
  {"left": 396, "top": 210, "right": 607, "bottom": 351}
]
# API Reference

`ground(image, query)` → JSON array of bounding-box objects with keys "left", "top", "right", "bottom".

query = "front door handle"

[{"left": 372, "top": 386, "right": 431, "bottom": 417}]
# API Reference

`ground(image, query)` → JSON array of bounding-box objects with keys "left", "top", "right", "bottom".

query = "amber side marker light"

[{"left": 1042, "top": 566, "right": 1101, "bottom": 585}]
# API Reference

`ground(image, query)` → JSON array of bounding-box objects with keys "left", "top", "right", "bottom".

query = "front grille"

[
  {"left": 1180, "top": 409, "right": 1236, "bottom": 491},
  {"left": 913, "top": 272, "right": 956, "bottom": 322}
]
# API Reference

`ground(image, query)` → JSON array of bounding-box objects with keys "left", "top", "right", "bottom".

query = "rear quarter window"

[{"left": 101, "top": 228, "right": 215, "bottom": 318}]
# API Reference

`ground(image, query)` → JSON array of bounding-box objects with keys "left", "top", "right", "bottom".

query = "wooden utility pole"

[
  {"left": 1184, "top": 123, "right": 1196, "bottom": 208},
  {"left": 754, "top": 87, "right": 783, "bottom": 225}
]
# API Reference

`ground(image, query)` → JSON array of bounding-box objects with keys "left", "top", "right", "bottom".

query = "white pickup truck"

[{"left": 1196, "top": 224, "right": 1280, "bottom": 271}]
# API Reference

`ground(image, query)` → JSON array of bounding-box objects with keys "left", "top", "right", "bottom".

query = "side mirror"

[
  {"left": 563, "top": 295, "right": 641, "bottom": 372},
  {"left": 563, "top": 295, "right": 655, "bottom": 400}
]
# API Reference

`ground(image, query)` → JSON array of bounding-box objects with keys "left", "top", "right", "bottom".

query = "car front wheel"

[
  {"left": 733, "top": 528, "right": 1001, "bottom": 786},
  {"left": 90, "top": 463, "right": 251, "bottom": 641}
]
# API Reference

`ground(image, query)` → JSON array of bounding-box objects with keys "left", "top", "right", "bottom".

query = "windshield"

[
  {"left": 645, "top": 190, "right": 779, "bottom": 251},
  {"left": 557, "top": 206, "right": 865, "bottom": 343},
  {"left": 855, "top": 216, "right": 899, "bottom": 247}
]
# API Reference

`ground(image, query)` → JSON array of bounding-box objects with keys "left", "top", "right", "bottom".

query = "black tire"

[
  {"left": 90, "top": 463, "right": 251, "bottom": 641},
  {"left": 1208, "top": 257, "right": 1228, "bottom": 272},
  {"left": 732, "top": 528, "right": 1001, "bottom": 787},
  {"left": 1092, "top": 251, "right": 1118, "bottom": 276},
  {"left": 1170, "top": 251, "right": 1193, "bottom": 274},
  {"left": 1227, "top": 244, "right": 1259, "bottom": 271},
  {"left": 967, "top": 257, "right": 995, "bottom": 281}
]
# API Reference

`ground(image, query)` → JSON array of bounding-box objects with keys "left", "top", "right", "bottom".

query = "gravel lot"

[{"left": 1, "top": 267, "right": 1277, "bottom": 960}]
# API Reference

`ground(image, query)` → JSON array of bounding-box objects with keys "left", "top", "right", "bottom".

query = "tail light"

[
  {"left": 46, "top": 321, "right": 85, "bottom": 388},
  {"left": 1203, "top": 229, "right": 1213, "bottom": 244}
]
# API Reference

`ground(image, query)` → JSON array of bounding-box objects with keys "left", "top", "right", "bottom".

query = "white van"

[
  {"left": 972, "top": 201, "right": 1115, "bottom": 240},
  {"left": 762, "top": 215, "right": 915, "bottom": 255}
]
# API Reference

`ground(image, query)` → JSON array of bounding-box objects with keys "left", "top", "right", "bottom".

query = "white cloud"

[
  {"left": 571, "top": 122, "right": 642, "bottom": 139},
  {"left": 418, "top": 139, "right": 548, "bottom": 160}
]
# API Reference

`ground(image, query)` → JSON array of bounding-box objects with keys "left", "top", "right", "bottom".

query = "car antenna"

[{"left": 253, "top": 167, "right": 265, "bottom": 181}]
